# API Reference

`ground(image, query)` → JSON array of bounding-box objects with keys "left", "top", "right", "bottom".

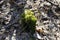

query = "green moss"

[{"left": 21, "top": 9, "right": 37, "bottom": 34}]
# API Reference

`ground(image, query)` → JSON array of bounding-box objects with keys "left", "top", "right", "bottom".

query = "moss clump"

[{"left": 21, "top": 9, "right": 37, "bottom": 34}]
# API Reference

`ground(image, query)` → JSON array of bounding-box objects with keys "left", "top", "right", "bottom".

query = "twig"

[{"left": 46, "top": 0, "right": 59, "bottom": 7}]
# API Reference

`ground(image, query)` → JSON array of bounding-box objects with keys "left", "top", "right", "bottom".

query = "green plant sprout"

[{"left": 21, "top": 9, "right": 37, "bottom": 34}]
